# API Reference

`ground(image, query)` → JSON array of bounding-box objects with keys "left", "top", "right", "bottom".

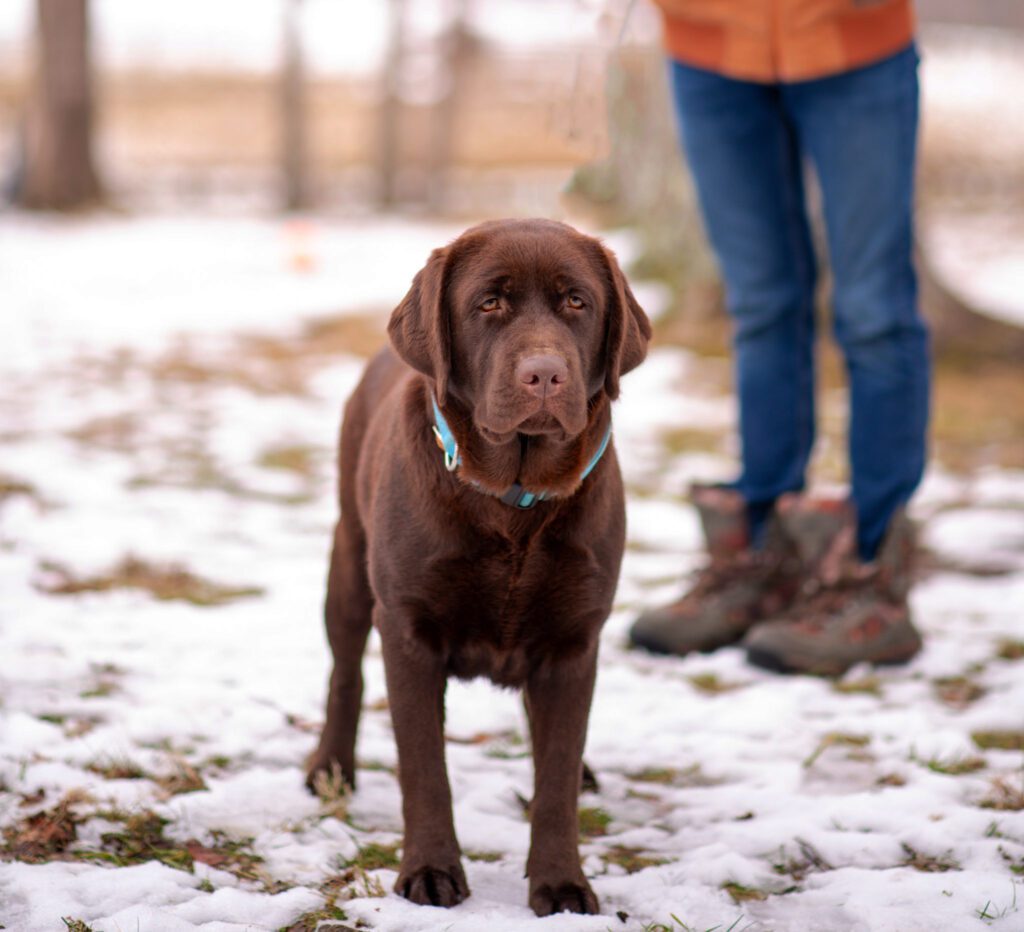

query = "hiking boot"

[
  {"left": 743, "top": 497, "right": 922, "bottom": 676},
  {"left": 628, "top": 484, "right": 802, "bottom": 656}
]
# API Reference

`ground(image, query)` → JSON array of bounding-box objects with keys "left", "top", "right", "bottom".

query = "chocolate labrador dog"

[{"left": 307, "top": 218, "right": 650, "bottom": 916}]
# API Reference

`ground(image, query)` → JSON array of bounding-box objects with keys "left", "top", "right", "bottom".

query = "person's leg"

[
  {"left": 628, "top": 62, "right": 815, "bottom": 657},
  {"left": 740, "top": 48, "right": 928, "bottom": 676},
  {"left": 668, "top": 59, "right": 818, "bottom": 531},
  {"left": 785, "top": 46, "right": 929, "bottom": 560}
]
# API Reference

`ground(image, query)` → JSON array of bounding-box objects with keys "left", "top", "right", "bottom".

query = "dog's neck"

[{"left": 430, "top": 392, "right": 612, "bottom": 505}]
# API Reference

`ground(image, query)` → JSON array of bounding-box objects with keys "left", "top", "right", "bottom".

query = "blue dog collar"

[{"left": 430, "top": 396, "right": 611, "bottom": 510}]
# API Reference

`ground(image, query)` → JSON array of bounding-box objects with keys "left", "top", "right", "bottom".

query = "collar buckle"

[{"left": 499, "top": 482, "right": 546, "bottom": 509}]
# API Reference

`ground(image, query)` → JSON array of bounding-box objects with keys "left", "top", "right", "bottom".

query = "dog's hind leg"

[{"left": 306, "top": 515, "right": 373, "bottom": 791}]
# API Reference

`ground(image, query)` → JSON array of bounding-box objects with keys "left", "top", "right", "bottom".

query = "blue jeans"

[{"left": 668, "top": 45, "right": 930, "bottom": 560}]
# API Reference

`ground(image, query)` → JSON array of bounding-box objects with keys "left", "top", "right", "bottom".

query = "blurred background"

[{"left": 0, "top": 0, "right": 1021, "bottom": 471}]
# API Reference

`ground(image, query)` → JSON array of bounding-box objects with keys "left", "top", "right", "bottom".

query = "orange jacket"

[{"left": 652, "top": 0, "right": 915, "bottom": 83}]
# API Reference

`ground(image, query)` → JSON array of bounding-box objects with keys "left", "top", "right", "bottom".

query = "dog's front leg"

[
  {"left": 379, "top": 617, "right": 468, "bottom": 907},
  {"left": 524, "top": 645, "right": 600, "bottom": 916}
]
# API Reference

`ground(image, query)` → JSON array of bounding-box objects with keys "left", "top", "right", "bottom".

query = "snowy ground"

[{"left": 1, "top": 214, "right": 1022, "bottom": 932}]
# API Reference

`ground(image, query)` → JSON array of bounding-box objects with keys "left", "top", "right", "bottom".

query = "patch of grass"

[
  {"left": 310, "top": 762, "right": 351, "bottom": 822},
  {"left": 721, "top": 881, "right": 768, "bottom": 904},
  {"left": 186, "top": 830, "right": 288, "bottom": 892},
  {"left": 197, "top": 876, "right": 215, "bottom": 893},
  {"left": 339, "top": 841, "right": 400, "bottom": 872},
  {"left": 578, "top": 806, "right": 612, "bottom": 838},
  {"left": 803, "top": 733, "right": 870, "bottom": 769},
  {"left": 933, "top": 676, "right": 987, "bottom": 709},
  {"left": 446, "top": 728, "right": 522, "bottom": 746},
  {"left": 65, "top": 716, "right": 103, "bottom": 738},
  {"left": 771, "top": 838, "right": 834, "bottom": 883},
  {"left": 900, "top": 843, "right": 960, "bottom": 873},
  {"left": 627, "top": 767, "right": 679, "bottom": 785},
  {"left": 101, "top": 311, "right": 386, "bottom": 403},
  {"left": 76, "top": 811, "right": 193, "bottom": 871},
  {"left": 996, "top": 639, "right": 1024, "bottom": 661},
  {"left": 687, "top": 673, "right": 744, "bottom": 695},
  {"left": 1, "top": 796, "right": 84, "bottom": 863},
  {"left": 154, "top": 760, "right": 207, "bottom": 797},
  {"left": 980, "top": 778, "right": 1024, "bottom": 812},
  {"left": 465, "top": 849, "right": 503, "bottom": 862},
  {"left": 203, "top": 754, "right": 235, "bottom": 771},
  {"left": 923, "top": 756, "right": 987, "bottom": 776},
  {"left": 931, "top": 353, "right": 1024, "bottom": 471},
  {"left": 127, "top": 454, "right": 313, "bottom": 506},
  {"left": 77, "top": 809, "right": 274, "bottom": 886},
  {"left": 38, "top": 556, "right": 264, "bottom": 607},
  {"left": 625, "top": 763, "right": 718, "bottom": 787},
  {"left": 66, "top": 413, "right": 141, "bottom": 454},
  {"left": 975, "top": 881, "right": 1020, "bottom": 923},
  {"left": 973, "top": 731, "right": 1024, "bottom": 752},
  {"left": 280, "top": 902, "right": 350, "bottom": 932},
  {"left": 61, "top": 920, "right": 96, "bottom": 932},
  {"left": 79, "top": 664, "right": 122, "bottom": 700},
  {"left": 0, "top": 474, "right": 40, "bottom": 505},
  {"left": 658, "top": 426, "right": 725, "bottom": 457},
  {"left": 876, "top": 773, "right": 907, "bottom": 787},
  {"left": 323, "top": 866, "right": 387, "bottom": 901},
  {"left": 85, "top": 756, "right": 149, "bottom": 781},
  {"left": 999, "top": 844, "right": 1024, "bottom": 876},
  {"left": 257, "top": 443, "right": 320, "bottom": 478},
  {"left": 356, "top": 759, "right": 395, "bottom": 774},
  {"left": 601, "top": 844, "right": 671, "bottom": 874},
  {"left": 832, "top": 675, "right": 883, "bottom": 696}
]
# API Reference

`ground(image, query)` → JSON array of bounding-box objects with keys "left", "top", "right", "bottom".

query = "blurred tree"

[
  {"left": 280, "top": 0, "right": 310, "bottom": 211},
  {"left": 426, "top": 0, "right": 474, "bottom": 213},
  {"left": 378, "top": 0, "right": 408, "bottom": 208},
  {"left": 14, "top": 0, "right": 103, "bottom": 210}
]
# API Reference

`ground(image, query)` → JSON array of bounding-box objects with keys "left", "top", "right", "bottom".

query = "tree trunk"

[
  {"left": 280, "top": 0, "right": 310, "bottom": 212},
  {"left": 426, "top": 0, "right": 472, "bottom": 214},
  {"left": 16, "top": 0, "right": 102, "bottom": 210},
  {"left": 377, "top": 0, "right": 408, "bottom": 209}
]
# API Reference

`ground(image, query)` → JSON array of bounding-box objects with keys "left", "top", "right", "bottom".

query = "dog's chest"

[{"left": 421, "top": 541, "right": 608, "bottom": 686}]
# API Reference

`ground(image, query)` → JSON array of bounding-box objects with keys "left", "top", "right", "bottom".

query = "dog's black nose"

[{"left": 517, "top": 354, "right": 568, "bottom": 396}]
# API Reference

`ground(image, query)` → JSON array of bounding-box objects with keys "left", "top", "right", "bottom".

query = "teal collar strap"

[{"left": 430, "top": 396, "right": 612, "bottom": 510}]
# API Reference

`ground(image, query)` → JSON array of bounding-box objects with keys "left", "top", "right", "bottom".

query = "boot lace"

[{"left": 684, "top": 551, "right": 778, "bottom": 601}]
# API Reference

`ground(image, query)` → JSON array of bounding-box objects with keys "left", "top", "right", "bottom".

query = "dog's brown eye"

[
  {"left": 566, "top": 294, "right": 585, "bottom": 310},
  {"left": 480, "top": 297, "right": 500, "bottom": 312}
]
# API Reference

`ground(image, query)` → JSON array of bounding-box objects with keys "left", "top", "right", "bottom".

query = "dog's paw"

[
  {"left": 529, "top": 880, "right": 599, "bottom": 916},
  {"left": 396, "top": 863, "right": 469, "bottom": 907}
]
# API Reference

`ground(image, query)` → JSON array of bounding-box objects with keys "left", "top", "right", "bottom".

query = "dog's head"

[{"left": 388, "top": 219, "right": 650, "bottom": 447}]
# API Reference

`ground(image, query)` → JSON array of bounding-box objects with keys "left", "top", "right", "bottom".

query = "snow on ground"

[{"left": 1, "top": 214, "right": 1023, "bottom": 932}]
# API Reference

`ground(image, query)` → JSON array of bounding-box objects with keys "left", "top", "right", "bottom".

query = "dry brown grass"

[
  {"left": 1, "top": 798, "right": 83, "bottom": 863},
  {"left": 37, "top": 556, "right": 264, "bottom": 607},
  {"left": 979, "top": 778, "right": 1024, "bottom": 812},
  {"left": 0, "top": 474, "right": 41, "bottom": 505}
]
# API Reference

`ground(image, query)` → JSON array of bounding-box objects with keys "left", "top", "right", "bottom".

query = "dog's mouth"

[
  {"left": 477, "top": 407, "right": 574, "bottom": 444},
  {"left": 515, "top": 411, "right": 564, "bottom": 436}
]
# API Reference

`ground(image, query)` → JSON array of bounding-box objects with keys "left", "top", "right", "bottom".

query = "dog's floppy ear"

[
  {"left": 599, "top": 244, "right": 652, "bottom": 400},
  {"left": 387, "top": 246, "right": 452, "bottom": 405}
]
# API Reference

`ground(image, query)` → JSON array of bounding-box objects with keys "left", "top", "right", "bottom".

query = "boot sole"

[
  {"left": 746, "top": 640, "right": 922, "bottom": 677},
  {"left": 629, "top": 630, "right": 748, "bottom": 657}
]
